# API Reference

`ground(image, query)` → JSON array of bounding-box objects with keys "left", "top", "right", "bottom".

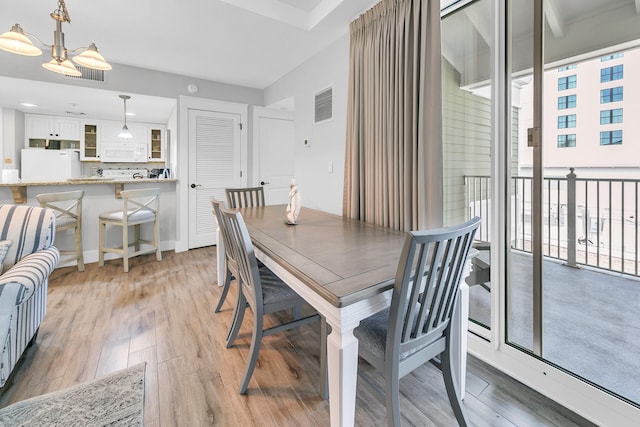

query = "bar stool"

[
  {"left": 98, "top": 188, "right": 162, "bottom": 272},
  {"left": 36, "top": 190, "right": 85, "bottom": 271}
]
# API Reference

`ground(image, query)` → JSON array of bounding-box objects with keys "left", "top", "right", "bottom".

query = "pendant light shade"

[
  {"left": 0, "top": 24, "right": 42, "bottom": 56},
  {"left": 73, "top": 43, "right": 112, "bottom": 70},
  {"left": 42, "top": 58, "right": 81, "bottom": 76},
  {"left": 118, "top": 95, "right": 133, "bottom": 139}
]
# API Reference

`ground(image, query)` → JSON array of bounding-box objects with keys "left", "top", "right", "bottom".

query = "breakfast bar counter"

[
  {"left": 0, "top": 178, "right": 177, "bottom": 204},
  {"left": 0, "top": 179, "right": 178, "bottom": 267}
]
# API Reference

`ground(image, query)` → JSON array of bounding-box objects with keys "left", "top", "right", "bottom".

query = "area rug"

[{"left": 0, "top": 363, "right": 145, "bottom": 427}]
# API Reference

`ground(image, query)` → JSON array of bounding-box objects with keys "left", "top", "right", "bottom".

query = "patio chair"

[
  {"left": 465, "top": 240, "right": 491, "bottom": 292},
  {"left": 225, "top": 186, "right": 265, "bottom": 209},
  {"left": 353, "top": 217, "right": 480, "bottom": 427},
  {"left": 220, "top": 207, "right": 321, "bottom": 394}
]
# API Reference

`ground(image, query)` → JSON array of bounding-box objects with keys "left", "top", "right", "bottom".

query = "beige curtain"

[{"left": 343, "top": 0, "right": 443, "bottom": 231}]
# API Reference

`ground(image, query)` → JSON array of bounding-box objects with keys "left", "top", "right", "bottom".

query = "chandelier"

[{"left": 0, "top": 0, "right": 111, "bottom": 77}]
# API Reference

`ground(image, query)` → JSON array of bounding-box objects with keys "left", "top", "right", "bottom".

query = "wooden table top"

[{"left": 240, "top": 205, "right": 407, "bottom": 308}]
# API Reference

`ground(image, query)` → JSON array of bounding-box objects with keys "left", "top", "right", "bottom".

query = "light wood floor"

[{"left": 0, "top": 247, "right": 595, "bottom": 426}]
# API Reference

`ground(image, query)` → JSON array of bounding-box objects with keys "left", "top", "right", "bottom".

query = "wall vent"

[
  {"left": 65, "top": 65, "right": 105, "bottom": 82},
  {"left": 314, "top": 86, "right": 333, "bottom": 123}
]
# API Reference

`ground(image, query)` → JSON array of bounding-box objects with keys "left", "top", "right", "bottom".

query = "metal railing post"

[{"left": 566, "top": 168, "right": 577, "bottom": 267}]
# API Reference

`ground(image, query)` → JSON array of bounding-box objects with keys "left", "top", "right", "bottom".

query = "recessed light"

[
  {"left": 20, "top": 102, "right": 38, "bottom": 107},
  {"left": 126, "top": 112, "right": 136, "bottom": 116}
]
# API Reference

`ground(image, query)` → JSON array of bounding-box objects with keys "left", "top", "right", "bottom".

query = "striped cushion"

[
  {"left": 0, "top": 240, "right": 11, "bottom": 275},
  {"left": 0, "top": 205, "right": 56, "bottom": 270},
  {"left": 0, "top": 248, "right": 59, "bottom": 302}
]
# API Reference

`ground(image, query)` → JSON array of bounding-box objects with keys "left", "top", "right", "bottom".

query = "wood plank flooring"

[{"left": 0, "top": 247, "right": 595, "bottom": 426}]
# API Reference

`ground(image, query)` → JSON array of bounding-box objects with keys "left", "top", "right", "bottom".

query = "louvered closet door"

[{"left": 188, "top": 108, "right": 242, "bottom": 248}]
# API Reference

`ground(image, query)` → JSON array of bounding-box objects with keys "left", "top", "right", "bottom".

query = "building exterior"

[{"left": 519, "top": 46, "right": 640, "bottom": 179}]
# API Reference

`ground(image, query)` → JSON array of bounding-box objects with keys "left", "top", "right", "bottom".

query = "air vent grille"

[
  {"left": 65, "top": 65, "right": 105, "bottom": 82},
  {"left": 314, "top": 86, "right": 332, "bottom": 123}
]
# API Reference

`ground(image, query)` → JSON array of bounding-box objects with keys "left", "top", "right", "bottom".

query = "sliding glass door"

[
  {"left": 506, "top": 0, "right": 640, "bottom": 409},
  {"left": 445, "top": 0, "right": 640, "bottom": 422},
  {"left": 441, "top": 0, "right": 494, "bottom": 337}
]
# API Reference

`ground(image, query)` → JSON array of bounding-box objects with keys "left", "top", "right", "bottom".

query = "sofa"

[{"left": 0, "top": 205, "right": 58, "bottom": 390}]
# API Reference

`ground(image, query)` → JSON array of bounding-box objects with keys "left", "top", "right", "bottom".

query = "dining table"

[{"left": 217, "top": 204, "right": 470, "bottom": 427}]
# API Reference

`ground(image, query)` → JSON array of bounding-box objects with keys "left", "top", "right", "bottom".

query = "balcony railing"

[{"left": 465, "top": 169, "right": 640, "bottom": 276}]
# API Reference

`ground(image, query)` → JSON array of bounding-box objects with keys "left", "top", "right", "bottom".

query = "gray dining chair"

[
  {"left": 212, "top": 198, "right": 238, "bottom": 314},
  {"left": 225, "top": 186, "right": 265, "bottom": 209},
  {"left": 220, "top": 207, "right": 321, "bottom": 394},
  {"left": 353, "top": 217, "right": 480, "bottom": 427}
]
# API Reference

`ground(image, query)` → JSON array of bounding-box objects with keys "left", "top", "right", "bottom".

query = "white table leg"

[
  {"left": 327, "top": 320, "right": 359, "bottom": 427},
  {"left": 451, "top": 279, "right": 470, "bottom": 400}
]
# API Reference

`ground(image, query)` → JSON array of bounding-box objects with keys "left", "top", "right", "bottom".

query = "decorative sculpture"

[{"left": 285, "top": 178, "right": 301, "bottom": 225}]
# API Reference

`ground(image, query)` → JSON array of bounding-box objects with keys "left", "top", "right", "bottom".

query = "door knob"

[
  {"left": 190, "top": 183, "right": 201, "bottom": 188},
  {"left": 260, "top": 181, "right": 270, "bottom": 185}
]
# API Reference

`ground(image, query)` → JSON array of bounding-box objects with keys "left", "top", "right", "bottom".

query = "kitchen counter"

[{"left": 0, "top": 178, "right": 177, "bottom": 204}]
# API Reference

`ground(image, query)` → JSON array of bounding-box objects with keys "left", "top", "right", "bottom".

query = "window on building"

[
  {"left": 600, "top": 130, "right": 623, "bottom": 145},
  {"left": 601, "top": 53, "right": 624, "bottom": 61},
  {"left": 558, "top": 75, "right": 577, "bottom": 90},
  {"left": 558, "top": 114, "right": 576, "bottom": 129},
  {"left": 600, "top": 65, "right": 623, "bottom": 82},
  {"left": 557, "top": 134, "right": 576, "bottom": 148},
  {"left": 558, "top": 64, "right": 577, "bottom": 71},
  {"left": 600, "top": 86, "right": 623, "bottom": 103},
  {"left": 600, "top": 108, "right": 623, "bottom": 125},
  {"left": 558, "top": 95, "right": 577, "bottom": 110}
]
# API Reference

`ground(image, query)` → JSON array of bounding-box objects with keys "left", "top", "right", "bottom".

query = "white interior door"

[
  {"left": 252, "top": 107, "right": 294, "bottom": 205},
  {"left": 188, "top": 108, "right": 243, "bottom": 248}
]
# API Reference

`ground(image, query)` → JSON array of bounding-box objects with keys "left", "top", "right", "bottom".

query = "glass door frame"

[{"left": 467, "top": 0, "right": 640, "bottom": 424}]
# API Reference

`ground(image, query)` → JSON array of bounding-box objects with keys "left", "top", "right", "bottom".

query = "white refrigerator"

[{"left": 21, "top": 149, "right": 82, "bottom": 182}]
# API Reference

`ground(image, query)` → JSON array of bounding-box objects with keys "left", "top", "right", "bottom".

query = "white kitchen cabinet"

[
  {"left": 101, "top": 120, "right": 148, "bottom": 144},
  {"left": 148, "top": 126, "right": 166, "bottom": 161},
  {"left": 25, "top": 115, "right": 80, "bottom": 142},
  {"left": 80, "top": 122, "right": 100, "bottom": 161}
]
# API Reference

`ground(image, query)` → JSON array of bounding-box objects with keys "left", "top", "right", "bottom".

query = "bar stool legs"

[{"left": 98, "top": 188, "right": 162, "bottom": 273}]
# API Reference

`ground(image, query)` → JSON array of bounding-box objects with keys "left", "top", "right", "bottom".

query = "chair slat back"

[
  {"left": 219, "top": 207, "right": 263, "bottom": 309},
  {"left": 390, "top": 217, "right": 480, "bottom": 357},
  {"left": 120, "top": 188, "right": 160, "bottom": 222},
  {"left": 225, "top": 187, "right": 265, "bottom": 209},
  {"left": 36, "top": 190, "right": 84, "bottom": 224},
  {"left": 212, "top": 198, "right": 237, "bottom": 264}
]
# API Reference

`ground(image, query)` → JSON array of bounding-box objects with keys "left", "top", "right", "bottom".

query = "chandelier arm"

[
  {"left": 21, "top": 31, "right": 50, "bottom": 49},
  {"left": 68, "top": 46, "right": 91, "bottom": 53}
]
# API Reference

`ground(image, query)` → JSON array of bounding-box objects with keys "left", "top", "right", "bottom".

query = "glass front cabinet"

[
  {"left": 80, "top": 122, "right": 100, "bottom": 161},
  {"left": 148, "top": 126, "right": 166, "bottom": 161}
]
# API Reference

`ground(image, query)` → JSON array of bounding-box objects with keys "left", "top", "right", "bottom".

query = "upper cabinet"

[
  {"left": 25, "top": 114, "right": 167, "bottom": 163},
  {"left": 80, "top": 122, "right": 100, "bottom": 161},
  {"left": 149, "top": 126, "right": 166, "bottom": 161},
  {"left": 25, "top": 115, "right": 81, "bottom": 146}
]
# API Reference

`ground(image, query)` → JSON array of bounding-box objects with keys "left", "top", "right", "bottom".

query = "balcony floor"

[{"left": 469, "top": 250, "right": 640, "bottom": 406}]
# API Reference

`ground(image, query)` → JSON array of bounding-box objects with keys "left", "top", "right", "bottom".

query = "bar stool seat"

[
  {"left": 36, "top": 190, "right": 84, "bottom": 271},
  {"left": 98, "top": 188, "right": 162, "bottom": 272}
]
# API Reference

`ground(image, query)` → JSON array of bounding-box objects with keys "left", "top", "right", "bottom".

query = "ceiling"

[
  {"left": 0, "top": 0, "right": 382, "bottom": 122},
  {"left": 6, "top": 0, "right": 636, "bottom": 124}
]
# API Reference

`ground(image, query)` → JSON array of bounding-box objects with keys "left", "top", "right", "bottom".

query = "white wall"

[{"left": 264, "top": 35, "right": 350, "bottom": 215}]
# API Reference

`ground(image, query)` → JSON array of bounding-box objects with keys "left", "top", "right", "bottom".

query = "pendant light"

[
  {"left": 118, "top": 95, "right": 133, "bottom": 139},
  {"left": 0, "top": 0, "right": 111, "bottom": 77}
]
